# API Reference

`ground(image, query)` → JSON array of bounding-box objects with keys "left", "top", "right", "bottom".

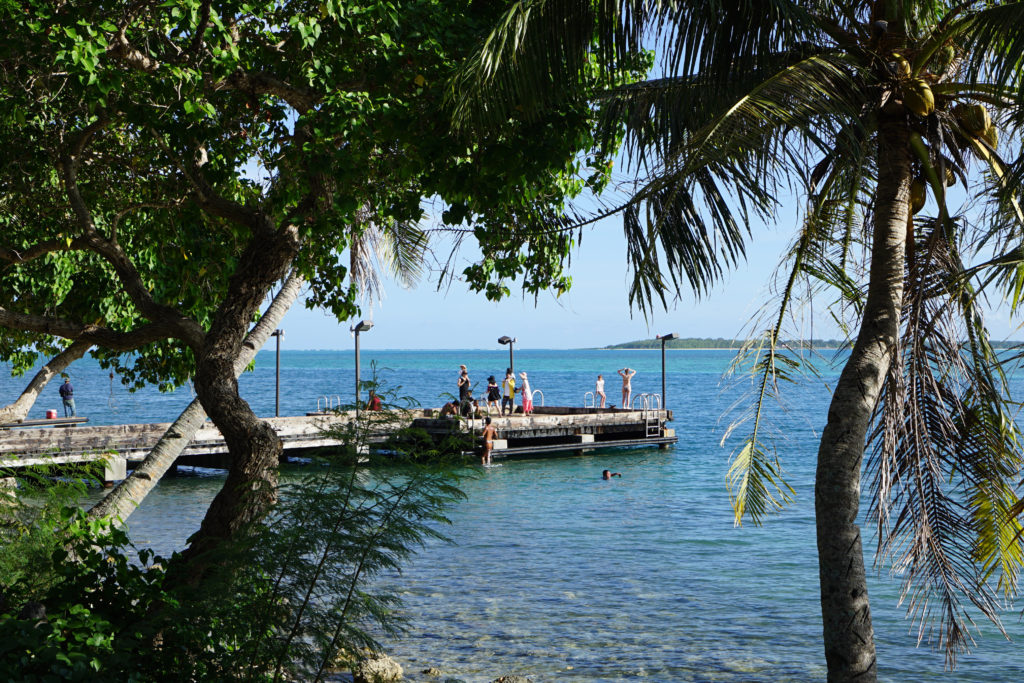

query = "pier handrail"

[
  {"left": 531, "top": 389, "right": 545, "bottom": 407},
  {"left": 583, "top": 391, "right": 595, "bottom": 408},
  {"left": 331, "top": 395, "right": 342, "bottom": 411},
  {"left": 316, "top": 396, "right": 328, "bottom": 413}
]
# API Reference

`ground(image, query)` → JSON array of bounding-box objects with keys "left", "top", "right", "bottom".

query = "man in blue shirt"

[{"left": 59, "top": 375, "right": 76, "bottom": 417}]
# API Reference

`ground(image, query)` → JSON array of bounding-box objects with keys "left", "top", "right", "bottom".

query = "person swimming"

[{"left": 602, "top": 469, "right": 622, "bottom": 480}]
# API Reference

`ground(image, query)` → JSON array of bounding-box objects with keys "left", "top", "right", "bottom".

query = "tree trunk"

[
  {"left": 0, "top": 341, "right": 90, "bottom": 423},
  {"left": 88, "top": 272, "right": 304, "bottom": 524},
  {"left": 178, "top": 227, "right": 301, "bottom": 571},
  {"left": 816, "top": 111, "right": 911, "bottom": 682}
]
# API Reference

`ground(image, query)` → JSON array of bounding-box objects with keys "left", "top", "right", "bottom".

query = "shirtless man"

[
  {"left": 481, "top": 417, "right": 498, "bottom": 466},
  {"left": 618, "top": 367, "right": 636, "bottom": 409}
]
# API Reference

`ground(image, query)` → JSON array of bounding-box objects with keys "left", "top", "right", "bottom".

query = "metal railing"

[
  {"left": 583, "top": 391, "right": 595, "bottom": 408},
  {"left": 635, "top": 393, "right": 663, "bottom": 438},
  {"left": 531, "top": 389, "right": 545, "bottom": 407},
  {"left": 316, "top": 395, "right": 344, "bottom": 413}
]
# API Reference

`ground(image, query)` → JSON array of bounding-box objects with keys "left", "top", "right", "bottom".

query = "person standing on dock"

[
  {"left": 457, "top": 364, "right": 471, "bottom": 410},
  {"left": 618, "top": 368, "right": 636, "bottom": 409},
  {"left": 595, "top": 374, "right": 606, "bottom": 408},
  {"left": 59, "top": 375, "right": 76, "bottom": 417},
  {"left": 481, "top": 417, "right": 498, "bottom": 466},
  {"left": 519, "top": 371, "right": 533, "bottom": 415},
  {"left": 501, "top": 368, "right": 516, "bottom": 416},
  {"left": 486, "top": 376, "right": 501, "bottom": 415}
]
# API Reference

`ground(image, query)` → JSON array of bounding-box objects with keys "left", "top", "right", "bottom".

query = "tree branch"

[
  {"left": 0, "top": 341, "right": 90, "bottom": 424},
  {"left": 0, "top": 307, "right": 175, "bottom": 350},
  {"left": 59, "top": 126, "right": 206, "bottom": 349}
]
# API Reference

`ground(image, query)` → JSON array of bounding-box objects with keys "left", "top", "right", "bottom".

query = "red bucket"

[{"left": 45, "top": 409, "right": 57, "bottom": 419}]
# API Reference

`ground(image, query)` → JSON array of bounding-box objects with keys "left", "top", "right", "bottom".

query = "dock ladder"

[
  {"left": 583, "top": 391, "right": 595, "bottom": 408},
  {"left": 637, "top": 393, "right": 663, "bottom": 438}
]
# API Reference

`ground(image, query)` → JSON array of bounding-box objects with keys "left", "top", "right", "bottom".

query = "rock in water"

[
  {"left": 492, "top": 677, "right": 533, "bottom": 683},
  {"left": 353, "top": 653, "right": 404, "bottom": 683}
]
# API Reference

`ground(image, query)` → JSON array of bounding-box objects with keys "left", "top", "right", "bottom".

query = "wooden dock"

[
  {"left": 413, "top": 406, "right": 676, "bottom": 460},
  {"left": 0, "top": 407, "right": 676, "bottom": 481}
]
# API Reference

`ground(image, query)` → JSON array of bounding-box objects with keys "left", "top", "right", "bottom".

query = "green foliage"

[
  {"left": 0, "top": 385, "right": 467, "bottom": 681},
  {"left": 0, "top": 0, "right": 619, "bottom": 389}
]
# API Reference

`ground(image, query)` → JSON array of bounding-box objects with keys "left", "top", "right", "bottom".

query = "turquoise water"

[{"left": 4, "top": 349, "right": 1023, "bottom": 681}]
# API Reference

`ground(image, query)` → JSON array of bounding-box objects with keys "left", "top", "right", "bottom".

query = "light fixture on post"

[
  {"left": 352, "top": 320, "right": 374, "bottom": 416},
  {"left": 270, "top": 329, "right": 284, "bottom": 417},
  {"left": 498, "top": 335, "right": 516, "bottom": 376},
  {"left": 658, "top": 332, "right": 679, "bottom": 411}
]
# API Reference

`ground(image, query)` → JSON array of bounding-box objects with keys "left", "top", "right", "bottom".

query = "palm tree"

[{"left": 449, "top": 1, "right": 1024, "bottom": 680}]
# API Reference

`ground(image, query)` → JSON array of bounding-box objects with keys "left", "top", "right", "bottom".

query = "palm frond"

[
  {"left": 617, "top": 54, "right": 869, "bottom": 312},
  {"left": 954, "top": 3, "right": 1024, "bottom": 96},
  {"left": 868, "top": 216, "right": 1024, "bottom": 667}
]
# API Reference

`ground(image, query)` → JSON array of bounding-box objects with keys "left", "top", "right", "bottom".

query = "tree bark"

[
  {"left": 816, "top": 110, "right": 911, "bottom": 682},
  {"left": 0, "top": 341, "right": 90, "bottom": 424},
  {"left": 178, "top": 226, "right": 301, "bottom": 571},
  {"left": 88, "top": 272, "right": 304, "bottom": 524}
]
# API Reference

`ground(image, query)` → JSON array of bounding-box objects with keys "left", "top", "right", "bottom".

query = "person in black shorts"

[{"left": 486, "top": 375, "right": 501, "bottom": 414}]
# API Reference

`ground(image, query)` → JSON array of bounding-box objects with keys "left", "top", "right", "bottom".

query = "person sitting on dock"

[
  {"left": 501, "top": 368, "right": 516, "bottom": 416},
  {"left": 602, "top": 469, "right": 622, "bottom": 480},
  {"left": 481, "top": 417, "right": 498, "bottom": 466},
  {"left": 367, "top": 391, "right": 382, "bottom": 411},
  {"left": 618, "top": 368, "right": 636, "bottom": 409},
  {"left": 440, "top": 400, "right": 459, "bottom": 418},
  {"left": 59, "top": 375, "right": 76, "bottom": 417}
]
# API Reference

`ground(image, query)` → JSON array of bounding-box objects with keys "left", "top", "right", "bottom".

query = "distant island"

[
  {"left": 601, "top": 337, "right": 847, "bottom": 350},
  {"left": 602, "top": 337, "right": 1023, "bottom": 350}
]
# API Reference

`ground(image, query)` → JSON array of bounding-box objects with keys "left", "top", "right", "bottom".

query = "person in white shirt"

[
  {"left": 519, "top": 371, "right": 533, "bottom": 415},
  {"left": 595, "top": 374, "right": 606, "bottom": 408}
]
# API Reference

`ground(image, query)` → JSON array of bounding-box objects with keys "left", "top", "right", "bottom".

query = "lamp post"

[
  {"left": 352, "top": 320, "right": 374, "bottom": 416},
  {"left": 498, "top": 335, "right": 516, "bottom": 376},
  {"left": 270, "top": 329, "right": 284, "bottom": 417},
  {"left": 658, "top": 332, "right": 679, "bottom": 411}
]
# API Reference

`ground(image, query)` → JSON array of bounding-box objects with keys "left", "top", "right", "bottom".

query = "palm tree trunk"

[
  {"left": 87, "top": 272, "right": 304, "bottom": 524},
  {"left": 816, "top": 110, "right": 911, "bottom": 682},
  {"left": 0, "top": 341, "right": 90, "bottom": 424}
]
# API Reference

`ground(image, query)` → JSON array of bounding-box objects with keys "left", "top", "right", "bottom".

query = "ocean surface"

[{"left": 3, "top": 348, "right": 1023, "bottom": 681}]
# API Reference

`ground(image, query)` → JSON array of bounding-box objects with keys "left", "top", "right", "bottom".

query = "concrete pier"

[{"left": 0, "top": 407, "right": 676, "bottom": 482}]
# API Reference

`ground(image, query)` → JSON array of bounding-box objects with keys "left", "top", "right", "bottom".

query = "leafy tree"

[
  {"left": 0, "top": 0, "right": 620, "bottom": 576},
  {"left": 0, "top": 403, "right": 465, "bottom": 681},
  {"left": 449, "top": 0, "right": 1024, "bottom": 680}
]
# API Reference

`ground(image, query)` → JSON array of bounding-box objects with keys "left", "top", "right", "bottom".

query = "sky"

[
  {"left": 275, "top": 196, "right": 1024, "bottom": 351},
  {"left": 277, "top": 210, "right": 835, "bottom": 351}
]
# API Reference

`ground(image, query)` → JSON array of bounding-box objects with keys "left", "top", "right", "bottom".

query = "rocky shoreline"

[{"left": 338, "top": 651, "right": 534, "bottom": 683}]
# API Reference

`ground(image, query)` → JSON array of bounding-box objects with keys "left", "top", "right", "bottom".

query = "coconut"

[
  {"left": 944, "top": 165, "right": 956, "bottom": 187},
  {"left": 981, "top": 124, "right": 998, "bottom": 149},
  {"left": 910, "top": 178, "right": 927, "bottom": 214},
  {"left": 931, "top": 45, "right": 955, "bottom": 71},
  {"left": 904, "top": 79, "right": 935, "bottom": 117},
  {"left": 893, "top": 54, "right": 912, "bottom": 79},
  {"left": 953, "top": 103, "right": 991, "bottom": 137}
]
